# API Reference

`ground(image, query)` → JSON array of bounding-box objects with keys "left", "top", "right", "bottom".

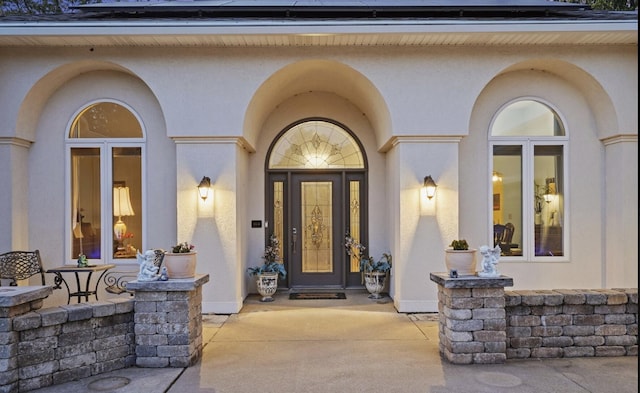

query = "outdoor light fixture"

[
  {"left": 423, "top": 175, "right": 437, "bottom": 200},
  {"left": 198, "top": 176, "right": 211, "bottom": 200}
]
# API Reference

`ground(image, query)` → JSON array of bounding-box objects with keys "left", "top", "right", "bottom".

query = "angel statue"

[
  {"left": 477, "top": 245, "right": 501, "bottom": 278},
  {"left": 137, "top": 250, "right": 160, "bottom": 281}
]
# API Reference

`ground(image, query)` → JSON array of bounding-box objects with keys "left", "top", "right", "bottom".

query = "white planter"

[
  {"left": 163, "top": 252, "right": 197, "bottom": 279},
  {"left": 364, "top": 271, "right": 387, "bottom": 299},
  {"left": 444, "top": 249, "right": 477, "bottom": 275},
  {"left": 256, "top": 272, "right": 279, "bottom": 302}
]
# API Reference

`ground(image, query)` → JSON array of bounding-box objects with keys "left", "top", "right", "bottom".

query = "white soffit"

[{"left": 0, "top": 20, "right": 636, "bottom": 47}]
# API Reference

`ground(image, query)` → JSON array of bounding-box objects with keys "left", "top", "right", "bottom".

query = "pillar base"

[
  {"left": 430, "top": 272, "right": 513, "bottom": 364},
  {"left": 127, "top": 274, "right": 210, "bottom": 367}
]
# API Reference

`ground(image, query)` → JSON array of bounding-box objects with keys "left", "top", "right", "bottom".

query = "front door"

[
  {"left": 266, "top": 172, "right": 366, "bottom": 289},
  {"left": 265, "top": 118, "right": 368, "bottom": 289},
  {"left": 289, "top": 173, "right": 343, "bottom": 287}
]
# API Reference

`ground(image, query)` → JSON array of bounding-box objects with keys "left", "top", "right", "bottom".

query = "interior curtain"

[{"left": 72, "top": 154, "right": 83, "bottom": 239}]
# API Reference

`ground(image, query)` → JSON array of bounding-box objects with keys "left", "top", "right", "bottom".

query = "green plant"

[
  {"left": 247, "top": 234, "right": 287, "bottom": 279},
  {"left": 345, "top": 233, "right": 392, "bottom": 273},
  {"left": 449, "top": 239, "right": 469, "bottom": 250},
  {"left": 171, "top": 242, "right": 195, "bottom": 253},
  {"left": 359, "top": 253, "right": 392, "bottom": 273}
]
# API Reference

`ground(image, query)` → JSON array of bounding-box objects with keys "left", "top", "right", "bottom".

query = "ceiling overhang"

[{"left": 0, "top": 0, "right": 636, "bottom": 47}]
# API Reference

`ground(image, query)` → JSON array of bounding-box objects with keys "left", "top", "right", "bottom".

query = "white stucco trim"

[
  {"left": 601, "top": 134, "right": 638, "bottom": 145},
  {"left": 380, "top": 135, "right": 463, "bottom": 152},
  {"left": 0, "top": 137, "right": 32, "bottom": 148},
  {"left": 171, "top": 136, "right": 256, "bottom": 153}
]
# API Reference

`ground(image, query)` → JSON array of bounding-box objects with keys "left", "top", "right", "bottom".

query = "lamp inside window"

[
  {"left": 113, "top": 186, "right": 135, "bottom": 248},
  {"left": 544, "top": 177, "right": 556, "bottom": 203}
]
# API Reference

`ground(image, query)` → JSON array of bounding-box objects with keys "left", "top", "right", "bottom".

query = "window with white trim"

[
  {"left": 490, "top": 99, "right": 567, "bottom": 260},
  {"left": 66, "top": 101, "right": 145, "bottom": 263}
]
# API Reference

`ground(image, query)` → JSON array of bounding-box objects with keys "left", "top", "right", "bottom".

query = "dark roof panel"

[{"left": 74, "top": 0, "right": 591, "bottom": 17}]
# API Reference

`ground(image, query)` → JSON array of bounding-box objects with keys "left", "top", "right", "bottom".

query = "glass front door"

[
  {"left": 266, "top": 172, "right": 365, "bottom": 288},
  {"left": 289, "top": 174, "right": 343, "bottom": 287}
]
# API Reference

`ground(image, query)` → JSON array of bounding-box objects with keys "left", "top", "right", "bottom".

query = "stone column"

[
  {"left": 0, "top": 286, "right": 52, "bottom": 393},
  {"left": 127, "top": 274, "right": 209, "bottom": 368},
  {"left": 430, "top": 272, "right": 513, "bottom": 364}
]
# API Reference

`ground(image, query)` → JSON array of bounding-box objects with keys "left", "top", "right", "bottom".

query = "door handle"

[{"left": 292, "top": 228, "right": 297, "bottom": 254}]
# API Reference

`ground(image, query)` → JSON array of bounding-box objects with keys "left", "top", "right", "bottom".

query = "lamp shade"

[{"left": 113, "top": 187, "right": 135, "bottom": 217}]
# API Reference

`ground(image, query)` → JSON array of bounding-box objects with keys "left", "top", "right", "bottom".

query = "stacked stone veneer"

[
  {"left": 430, "top": 273, "right": 638, "bottom": 364},
  {"left": 505, "top": 288, "right": 638, "bottom": 359},
  {"left": 0, "top": 288, "right": 135, "bottom": 393},
  {"left": 127, "top": 275, "right": 208, "bottom": 368},
  {"left": 431, "top": 273, "right": 514, "bottom": 364},
  {"left": 1, "top": 274, "right": 208, "bottom": 393}
]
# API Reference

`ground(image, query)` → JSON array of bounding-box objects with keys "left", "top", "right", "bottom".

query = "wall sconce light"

[
  {"left": 197, "top": 176, "right": 211, "bottom": 201},
  {"left": 544, "top": 193, "right": 553, "bottom": 204},
  {"left": 423, "top": 175, "right": 437, "bottom": 200},
  {"left": 492, "top": 171, "right": 503, "bottom": 182}
]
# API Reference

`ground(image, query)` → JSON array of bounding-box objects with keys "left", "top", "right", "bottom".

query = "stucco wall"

[{"left": 0, "top": 41, "right": 636, "bottom": 313}]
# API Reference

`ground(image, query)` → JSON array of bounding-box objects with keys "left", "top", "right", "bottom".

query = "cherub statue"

[
  {"left": 137, "top": 250, "right": 160, "bottom": 281},
  {"left": 477, "top": 245, "right": 501, "bottom": 278}
]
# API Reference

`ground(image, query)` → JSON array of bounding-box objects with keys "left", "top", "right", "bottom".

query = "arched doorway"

[{"left": 265, "top": 119, "right": 368, "bottom": 289}]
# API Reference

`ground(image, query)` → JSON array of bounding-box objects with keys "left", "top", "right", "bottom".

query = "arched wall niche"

[
  {"left": 15, "top": 60, "right": 149, "bottom": 142},
  {"left": 243, "top": 59, "right": 392, "bottom": 151}
]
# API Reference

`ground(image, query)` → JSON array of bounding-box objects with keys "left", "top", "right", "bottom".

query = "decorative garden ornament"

[
  {"left": 477, "top": 245, "right": 501, "bottom": 278},
  {"left": 137, "top": 250, "right": 160, "bottom": 281}
]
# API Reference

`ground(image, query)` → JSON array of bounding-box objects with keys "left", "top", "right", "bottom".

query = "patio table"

[{"left": 46, "top": 264, "right": 115, "bottom": 304}]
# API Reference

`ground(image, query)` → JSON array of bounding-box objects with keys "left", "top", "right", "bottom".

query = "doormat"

[{"left": 289, "top": 292, "right": 346, "bottom": 300}]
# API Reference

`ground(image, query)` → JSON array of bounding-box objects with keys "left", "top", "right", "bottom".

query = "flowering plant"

[
  {"left": 262, "top": 234, "right": 281, "bottom": 263},
  {"left": 345, "top": 233, "right": 392, "bottom": 274},
  {"left": 171, "top": 241, "right": 195, "bottom": 253},
  {"left": 247, "top": 234, "right": 287, "bottom": 279}
]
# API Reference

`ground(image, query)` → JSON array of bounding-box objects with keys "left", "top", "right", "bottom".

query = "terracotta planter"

[
  {"left": 163, "top": 252, "right": 197, "bottom": 279},
  {"left": 444, "top": 249, "right": 477, "bottom": 275}
]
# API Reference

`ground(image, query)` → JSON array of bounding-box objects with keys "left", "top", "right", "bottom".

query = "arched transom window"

[{"left": 268, "top": 120, "right": 364, "bottom": 169}]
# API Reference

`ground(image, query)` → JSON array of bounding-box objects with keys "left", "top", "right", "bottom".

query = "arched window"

[
  {"left": 490, "top": 99, "right": 567, "bottom": 260},
  {"left": 67, "top": 101, "right": 144, "bottom": 263},
  {"left": 268, "top": 120, "right": 365, "bottom": 169}
]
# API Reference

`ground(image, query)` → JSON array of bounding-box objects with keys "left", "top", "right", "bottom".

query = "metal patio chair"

[{"left": 0, "top": 249, "right": 46, "bottom": 286}]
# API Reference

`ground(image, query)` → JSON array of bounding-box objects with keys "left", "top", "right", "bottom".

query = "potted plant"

[
  {"left": 444, "top": 239, "right": 477, "bottom": 276},
  {"left": 345, "top": 233, "right": 392, "bottom": 299},
  {"left": 247, "top": 234, "right": 286, "bottom": 302},
  {"left": 164, "top": 241, "right": 197, "bottom": 279}
]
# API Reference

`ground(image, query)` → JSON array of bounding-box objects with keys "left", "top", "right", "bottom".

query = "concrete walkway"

[{"left": 34, "top": 290, "right": 637, "bottom": 393}]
